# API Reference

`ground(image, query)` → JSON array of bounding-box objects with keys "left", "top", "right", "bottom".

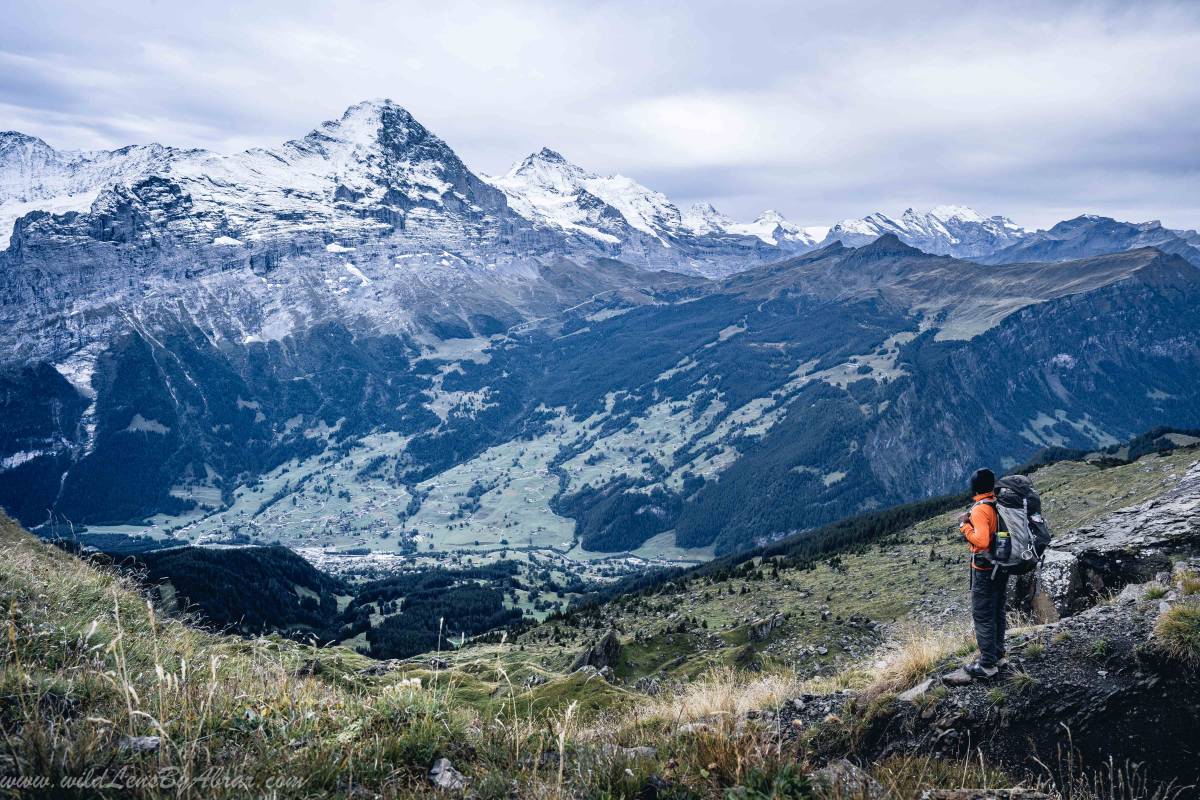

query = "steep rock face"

[{"left": 1032, "top": 460, "right": 1200, "bottom": 619}]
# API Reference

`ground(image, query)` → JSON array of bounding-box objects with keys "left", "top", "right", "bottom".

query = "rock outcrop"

[
  {"left": 1027, "top": 460, "right": 1200, "bottom": 620},
  {"left": 570, "top": 629, "right": 622, "bottom": 673}
]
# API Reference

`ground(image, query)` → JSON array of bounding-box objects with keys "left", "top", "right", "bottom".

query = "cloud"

[{"left": 2, "top": 0, "right": 1197, "bottom": 229}]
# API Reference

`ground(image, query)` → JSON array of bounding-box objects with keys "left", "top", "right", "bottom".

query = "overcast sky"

[{"left": 3, "top": 0, "right": 1198, "bottom": 229}]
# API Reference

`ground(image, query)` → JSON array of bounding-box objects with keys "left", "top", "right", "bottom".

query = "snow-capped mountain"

[
  {"left": 483, "top": 148, "right": 817, "bottom": 273},
  {"left": 0, "top": 133, "right": 174, "bottom": 250},
  {"left": 2, "top": 100, "right": 519, "bottom": 254},
  {"left": 1, "top": 109, "right": 822, "bottom": 281},
  {"left": 4, "top": 99, "right": 1199, "bottom": 564},
  {"left": 681, "top": 205, "right": 827, "bottom": 247},
  {"left": 483, "top": 148, "right": 647, "bottom": 244},
  {"left": 820, "top": 205, "right": 1026, "bottom": 258}
]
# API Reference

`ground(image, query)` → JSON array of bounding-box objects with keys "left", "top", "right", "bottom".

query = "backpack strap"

[{"left": 974, "top": 497, "right": 1003, "bottom": 531}]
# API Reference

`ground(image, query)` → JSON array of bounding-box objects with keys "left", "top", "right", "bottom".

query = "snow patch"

[
  {"left": 343, "top": 263, "right": 372, "bottom": 286},
  {"left": 1050, "top": 353, "right": 1077, "bottom": 370},
  {"left": 1, "top": 450, "right": 50, "bottom": 471},
  {"left": 126, "top": 414, "right": 170, "bottom": 434}
]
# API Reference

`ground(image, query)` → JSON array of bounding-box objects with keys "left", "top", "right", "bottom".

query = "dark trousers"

[{"left": 971, "top": 566, "right": 1009, "bottom": 667}]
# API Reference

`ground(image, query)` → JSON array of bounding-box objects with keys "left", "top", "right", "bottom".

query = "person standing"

[{"left": 948, "top": 468, "right": 1010, "bottom": 682}]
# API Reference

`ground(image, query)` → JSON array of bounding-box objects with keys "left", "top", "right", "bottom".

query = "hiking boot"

[{"left": 963, "top": 661, "right": 1000, "bottom": 680}]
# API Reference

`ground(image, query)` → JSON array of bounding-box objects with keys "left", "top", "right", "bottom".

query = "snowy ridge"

[
  {"left": 12, "top": 98, "right": 1184, "bottom": 285},
  {"left": 484, "top": 148, "right": 688, "bottom": 244},
  {"left": 486, "top": 149, "right": 826, "bottom": 254},
  {"left": 1, "top": 100, "right": 511, "bottom": 252},
  {"left": 820, "top": 205, "right": 1027, "bottom": 258},
  {"left": 719, "top": 209, "right": 826, "bottom": 247}
]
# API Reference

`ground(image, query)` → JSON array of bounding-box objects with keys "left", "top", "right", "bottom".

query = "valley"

[{"left": 3, "top": 99, "right": 1200, "bottom": 618}]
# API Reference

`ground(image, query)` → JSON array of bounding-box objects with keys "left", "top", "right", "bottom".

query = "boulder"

[
  {"left": 569, "top": 629, "right": 621, "bottom": 672},
  {"left": 748, "top": 613, "right": 786, "bottom": 642},
  {"left": 429, "top": 758, "right": 465, "bottom": 792}
]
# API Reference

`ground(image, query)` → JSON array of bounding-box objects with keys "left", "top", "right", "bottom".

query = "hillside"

[{"left": 3, "top": 445, "right": 1198, "bottom": 797}]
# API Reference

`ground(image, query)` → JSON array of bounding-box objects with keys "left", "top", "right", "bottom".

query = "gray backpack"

[{"left": 986, "top": 475, "right": 1051, "bottom": 573}]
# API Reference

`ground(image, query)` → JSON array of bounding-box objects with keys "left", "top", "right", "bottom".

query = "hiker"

[
  {"left": 944, "top": 468, "right": 1053, "bottom": 686},
  {"left": 955, "top": 468, "right": 1009, "bottom": 681}
]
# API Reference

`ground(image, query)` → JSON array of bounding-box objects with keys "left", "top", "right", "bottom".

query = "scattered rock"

[
  {"left": 118, "top": 736, "right": 161, "bottom": 753},
  {"left": 429, "top": 758, "right": 465, "bottom": 792},
  {"left": 898, "top": 678, "right": 934, "bottom": 702},
  {"left": 811, "top": 759, "right": 886, "bottom": 799}
]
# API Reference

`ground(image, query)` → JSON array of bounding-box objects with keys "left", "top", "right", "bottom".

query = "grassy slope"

[
  {"left": 506, "top": 448, "right": 1197, "bottom": 684},
  {"left": 1, "top": 446, "right": 1196, "bottom": 798}
]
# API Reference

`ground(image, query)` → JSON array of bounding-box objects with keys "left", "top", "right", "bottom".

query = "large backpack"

[{"left": 986, "top": 474, "right": 1052, "bottom": 574}]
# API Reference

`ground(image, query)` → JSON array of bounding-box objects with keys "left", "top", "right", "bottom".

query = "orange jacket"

[{"left": 961, "top": 492, "right": 998, "bottom": 568}]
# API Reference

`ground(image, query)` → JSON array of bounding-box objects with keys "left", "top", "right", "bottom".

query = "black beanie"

[{"left": 970, "top": 468, "right": 995, "bottom": 495}]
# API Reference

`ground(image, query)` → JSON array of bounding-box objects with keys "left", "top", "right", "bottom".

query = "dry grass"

[
  {"left": 871, "top": 752, "right": 1015, "bottom": 797},
  {"left": 636, "top": 666, "right": 804, "bottom": 726},
  {"left": 0, "top": 520, "right": 477, "bottom": 798},
  {"left": 1176, "top": 570, "right": 1200, "bottom": 597},
  {"left": 860, "top": 623, "right": 973, "bottom": 698},
  {"left": 1047, "top": 737, "right": 1192, "bottom": 800},
  {"left": 1153, "top": 604, "right": 1200, "bottom": 665}
]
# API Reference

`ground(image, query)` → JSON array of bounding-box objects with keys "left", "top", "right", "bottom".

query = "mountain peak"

[
  {"left": 507, "top": 147, "right": 587, "bottom": 180},
  {"left": 301, "top": 99, "right": 428, "bottom": 151},
  {"left": 1, "top": 131, "right": 48, "bottom": 146},
  {"left": 854, "top": 232, "right": 922, "bottom": 257},
  {"left": 928, "top": 204, "right": 986, "bottom": 223}
]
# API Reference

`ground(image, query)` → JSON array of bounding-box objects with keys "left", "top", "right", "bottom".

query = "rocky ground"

[{"left": 773, "top": 467, "right": 1200, "bottom": 795}]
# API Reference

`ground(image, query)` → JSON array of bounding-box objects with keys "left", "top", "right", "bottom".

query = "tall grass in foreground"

[
  {"left": 0, "top": 522, "right": 475, "bottom": 797},
  {"left": 3, "top": 519, "right": 1192, "bottom": 799}
]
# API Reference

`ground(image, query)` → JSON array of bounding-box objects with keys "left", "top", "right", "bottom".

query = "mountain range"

[{"left": 2, "top": 99, "right": 1199, "bottom": 565}]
